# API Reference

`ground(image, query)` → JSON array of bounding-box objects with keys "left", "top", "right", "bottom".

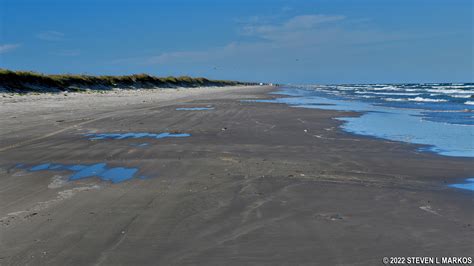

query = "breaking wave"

[{"left": 408, "top": 97, "right": 447, "bottom": 102}]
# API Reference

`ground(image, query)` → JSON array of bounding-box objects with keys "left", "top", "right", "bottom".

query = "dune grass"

[{"left": 0, "top": 69, "right": 255, "bottom": 93}]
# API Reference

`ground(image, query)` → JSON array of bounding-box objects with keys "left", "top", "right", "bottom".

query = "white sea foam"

[
  {"left": 371, "top": 86, "right": 404, "bottom": 91},
  {"left": 427, "top": 89, "right": 474, "bottom": 94},
  {"left": 355, "top": 91, "right": 420, "bottom": 96},
  {"left": 432, "top": 85, "right": 473, "bottom": 89},
  {"left": 450, "top": 94, "right": 472, "bottom": 98},
  {"left": 384, "top": 97, "right": 447, "bottom": 103},
  {"left": 383, "top": 98, "right": 406, "bottom": 102},
  {"left": 408, "top": 97, "right": 447, "bottom": 103},
  {"left": 465, "top": 101, "right": 474, "bottom": 105},
  {"left": 334, "top": 86, "right": 359, "bottom": 91}
]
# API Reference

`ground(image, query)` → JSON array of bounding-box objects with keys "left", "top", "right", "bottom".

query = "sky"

[{"left": 0, "top": 0, "right": 472, "bottom": 84}]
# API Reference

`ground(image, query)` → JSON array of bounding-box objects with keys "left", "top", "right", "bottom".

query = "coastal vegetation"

[{"left": 0, "top": 69, "right": 255, "bottom": 93}]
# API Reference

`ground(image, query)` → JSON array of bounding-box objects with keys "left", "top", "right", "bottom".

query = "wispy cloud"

[
  {"left": 239, "top": 13, "right": 405, "bottom": 48},
  {"left": 281, "top": 6, "right": 293, "bottom": 13},
  {"left": 146, "top": 51, "right": 211, "bottom": 64},
  {"left": 242, "top": 14, "right": 345, "bottom": 37},
  {"left": 36, "top": 31, "right": 65, "bottom": 41},
  {"left": 111, "top": 49, "right": 222, "bottom": 65},
  {"left": 111, "top": 13, "right": 405, "bottom": 70},
  {"left": 0, "top": 44, "right": 20, "bottom": 54},
  {"left": 52, "top": 49, "right": 81, "bottom": 56}
]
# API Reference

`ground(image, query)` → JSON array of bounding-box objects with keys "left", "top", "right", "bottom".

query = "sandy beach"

[{"left": 0, "top": 85, "right": 473, "bottom": 265}]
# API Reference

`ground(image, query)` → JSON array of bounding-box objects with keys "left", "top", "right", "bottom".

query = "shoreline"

[
  {"left": 1, "top": 85, "right": 473, "bottom": 265},
  {"left": 257, "top": 89, "right": 474, "bottom": 192},
  {"left": 262, "top": 86, "right": 474, "bottom": 159}
]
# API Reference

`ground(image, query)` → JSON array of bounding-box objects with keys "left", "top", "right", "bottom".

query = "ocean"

[{"left": 257, "top": 83, "right": 474, "bottom": 158}]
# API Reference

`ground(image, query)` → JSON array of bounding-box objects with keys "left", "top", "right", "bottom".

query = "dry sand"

[{"left": 0, "top": 85, "right": 473, "bottom": 265}]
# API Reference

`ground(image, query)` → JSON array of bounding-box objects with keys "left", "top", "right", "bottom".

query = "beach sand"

[{"left": 0, "top": 85, "right": 473, "bottom": 265}]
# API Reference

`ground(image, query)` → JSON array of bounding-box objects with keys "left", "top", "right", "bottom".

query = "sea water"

[
  {"left": 257, "top": 83, "right": 473, "bottom": 157},
  {"left": 251, "top": 83, "right": 473, "bottom": 191}
]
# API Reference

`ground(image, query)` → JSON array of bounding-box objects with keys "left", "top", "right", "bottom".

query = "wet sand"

[{"left": 0, "top": 85, "right": 473, "bottom": 265}]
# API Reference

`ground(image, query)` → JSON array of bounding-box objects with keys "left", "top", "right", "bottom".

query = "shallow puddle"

[
  {"left": 85, "top": 132, "right": 190, "bottom": 140},
  {"left": 176, "top": 107, "right": 214, "bottom": 111},
  {"left": 28, "top": 163, "right": 139, "bottom": 183},
  {"left": 449, "top": 178, "right": 474, "bottom": 192},
  {"left": 130, "top": 143, "right": 150, "bottom": 147}
]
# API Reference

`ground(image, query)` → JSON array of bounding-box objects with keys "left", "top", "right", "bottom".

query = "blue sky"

[{"left": 0, "top": 0, "right": 472, "bottom": 84}]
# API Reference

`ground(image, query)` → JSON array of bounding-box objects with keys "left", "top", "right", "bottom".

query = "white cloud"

[
  {"left": 0, "top": 44, "right": 20, "bottom": 54},
  {"left": 37, "top": 31, "right": 65, "bottom": 41}
]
